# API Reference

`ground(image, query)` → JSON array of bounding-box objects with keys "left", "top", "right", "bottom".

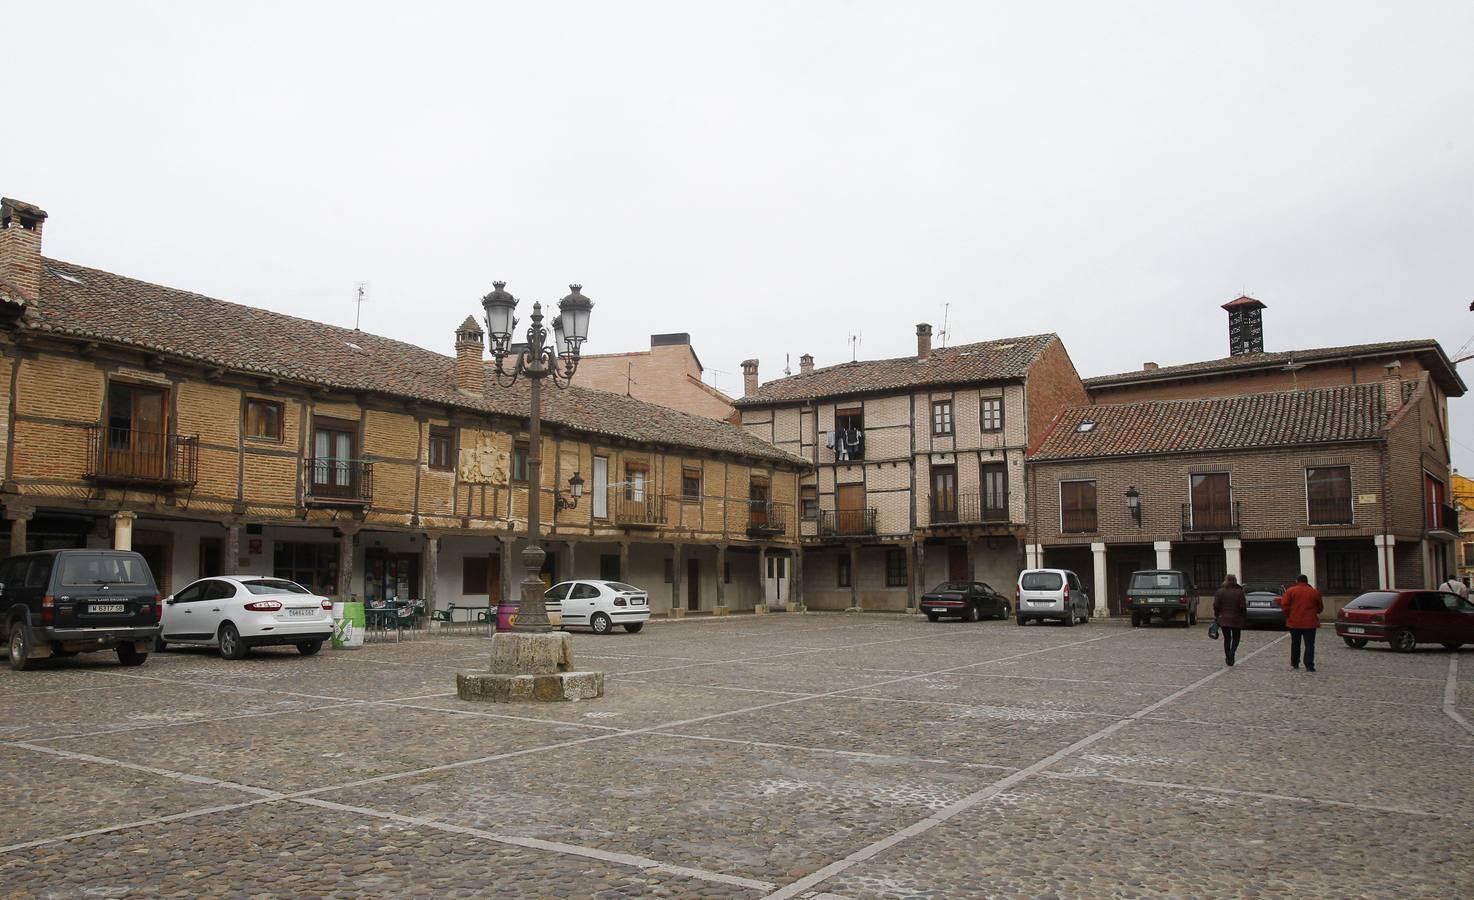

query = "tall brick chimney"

[
  {"left": 799, "top": 353, "right": 814, "bottom": 375},
  {"left": 0, "top": 198, "right": 48, "bottom": 302},
  {"left": 741, "top": 359, "right": 759, "bottom": 397},
  {"left": 454, "top": 315, "right": 485, "bottom": 394},
  {"left": 1222, "top": 295, "right": 1267, "bottom": 356},
  {"left": 916, "top": 323, "right": 932, "bottom": 359},
  {"left": 1383, "top": 360, "right": 1403, "bottom": 415}
]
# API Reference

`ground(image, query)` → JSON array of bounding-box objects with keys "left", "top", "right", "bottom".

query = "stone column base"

[
  {"left": 844, "top": 606, "right": 864, "bottom": 614},
  {"left": 713, "top": 605, "right": 731, "bottom": 616},
  {"left": 457, "top": 670, "right": 604, "bottom": 702},
  {"left": 905, "top": 606, "right": 920, "bottom": 615},
  {"left": 669, "top": 607, "right": 687, "bottom": 618},
  {"left": 784, "top": 602, "right": 803, "bottom": 613},
  {"left": 753, "top": 604, "right": 769, "bottom": 615}
]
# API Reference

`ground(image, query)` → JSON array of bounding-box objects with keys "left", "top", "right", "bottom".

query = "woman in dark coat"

[{"left": 1213, "top": 575, "right": 1248, "bottom": 666}]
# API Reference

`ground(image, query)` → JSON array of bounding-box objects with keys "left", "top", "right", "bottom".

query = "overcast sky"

[{"left": 5, "top": 2, "right": 1472, "bottom": 468}]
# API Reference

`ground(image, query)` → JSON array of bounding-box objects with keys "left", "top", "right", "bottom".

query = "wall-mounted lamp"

[
  {"left": 554, "top": 471, "right": 586, "bottom": 513},
  {"left": 1125, "top": 486, "right": 1142, "bottom": 526}
]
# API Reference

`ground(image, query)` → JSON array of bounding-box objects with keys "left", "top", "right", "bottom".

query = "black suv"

[
  {"left": 1, "top": 550, "right": 162, "bottom": 669},
  {"left": 1124, "top": 569, "right": 1200, "bottom": 627}
]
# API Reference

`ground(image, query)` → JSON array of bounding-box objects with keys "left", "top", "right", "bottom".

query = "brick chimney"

[
  {"left": 1383, "top": 360, "right": 1403, "bottom": 415},
  {"left": 916, "top": 323, "right": 932, "bottom": 359},
  {"left": 799, "top": 353, "right": 814, "bottom": 375},
  {"left": 1222, "top": 295, "right": 1267, "bottom": 356},
  {"left": 0, "top": 198, "right": 48, "bottom": 302},
  {"left": 454, "top": 315, "right": 485, "bottom": 394},
  {"left": 1143, "top": 362, "right": 1159, "bottom": 371},
  {"left": 741, "top": 359, "right": 759, "bottom": 397}
]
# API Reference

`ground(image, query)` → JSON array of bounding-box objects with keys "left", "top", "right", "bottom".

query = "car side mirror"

[
  {"left": 0, "top": 581, "right": 6, "bottom": 594},
  {"left": 165, "top": 596, "right": 177, "bottom": 605}
]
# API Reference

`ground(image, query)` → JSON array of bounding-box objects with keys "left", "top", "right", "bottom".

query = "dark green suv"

[
  {"left": 1, "top": 550, "right": 162, "bottom": 669},
  {"left": 1124, "top": 569, "right": 1200, "bottom": 627}
]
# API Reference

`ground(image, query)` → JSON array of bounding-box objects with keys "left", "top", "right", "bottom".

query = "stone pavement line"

[
  {"left": 1040, "top": 772, "right": 1451, "bottom": 819},
  {"left": 761, "top": 634, "right": 1290, "bottom": 900},
  {"left": 293, "top": 796, "right": 778, "bottom": 892},
  {"left": 0, "top": 799, "right": 275, "bottom": 855},
  {"left": 614, "top": 627, "right": 988, "bottom": 677},
  {"left": 1444, "top": 656, "right": 1473, "bottom": 736},
  {"left": 7, "top": 740, "right": 286, "bottom": 799}
]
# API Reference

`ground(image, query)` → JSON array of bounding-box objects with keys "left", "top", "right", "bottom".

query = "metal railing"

[
  {"left": 1060, "top": 509, "right": 1097, "bottom": 534},
  {"left": 819, "top": 508, "right": 877, "bottom": 537},
  {"left": 931, "top": 492, "right": 1010, "bottom": 525},
  {"left": 747, "top": 500, "right": 789, "bottom": 536},
  {"left": 1182, "top": 501, "right": 1240, "bottom": 533},
  {"left": 304, "top": 457, "right": 374, "bottom": 503},
  {"left": 616, "top": 495, "right": 667, "bottom": 527},
  {"left": 1307, "top": 496, "right": 1353, "bottom": 526},
  {"left": 85, "top": 426, "right": 198, "bottom": 486}
]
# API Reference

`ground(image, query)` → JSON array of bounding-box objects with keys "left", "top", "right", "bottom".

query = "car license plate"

[
  {"left": 1345, "top": 626, "right": 1365, "bottom": 634},
  {"left": 1250, "top": 601, "right": 1271, "bottom": 607},
  {"left": 633, "top": 597, "right": 646, "bottom": 606},
  {"left": 288, "top": 607, "right": 317, "bottom": 617},
  {"left": 89, "top": 603, "right": 125, "bottom": 613}
]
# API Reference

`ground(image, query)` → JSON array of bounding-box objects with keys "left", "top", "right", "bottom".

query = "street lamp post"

[{"left": 456, "top": 282, "right": 604, "bottom": 703}]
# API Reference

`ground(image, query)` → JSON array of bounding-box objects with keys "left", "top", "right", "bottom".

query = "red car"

[{"left": 1335, "top": 589, "right": 1474, "bottom": 652}]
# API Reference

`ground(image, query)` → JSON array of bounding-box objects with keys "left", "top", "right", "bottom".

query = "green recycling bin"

[{"left": 331, "top": 601, "right": 365, "bottom": 649}]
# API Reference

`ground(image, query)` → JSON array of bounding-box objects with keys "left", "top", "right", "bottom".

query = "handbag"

[{"left": 1207, "top": 621, "right": 1220, "bottom": 640}]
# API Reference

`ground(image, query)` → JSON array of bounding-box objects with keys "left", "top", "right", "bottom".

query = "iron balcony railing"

[
  {"left": 1060, "top": 509, "right": 1097, "bottom": 534},
  {"left": 819, "top": 508, "right": 877, "bottom": 537},
  {"left": 304, "top": 457, "right": 374, "bottom": 504},
  {"left": 1182, "top": 501, "right": 1241, "bottom": 533},
  {"left": 85, "top": 426, "right": 199, "bottom": 486},
  {"left": 746, "top": 500, "right": 789, "bottom": 536},
  {"left": 931, "top": 492, "right": 1010, "bottom": 525},
  {"left": 616, "top": 495, "right": 667, "bottom": 527},
  {"left": 1307, "top": 496, "right": 1354, "bottom": 526}
]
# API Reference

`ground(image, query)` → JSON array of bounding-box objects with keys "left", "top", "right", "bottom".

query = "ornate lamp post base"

[
  {"left": 457, "top": 631, "right": 605, "bottom": 702},
  {"left": 457, "top": 546, "right": 604, "bottom": 703}
]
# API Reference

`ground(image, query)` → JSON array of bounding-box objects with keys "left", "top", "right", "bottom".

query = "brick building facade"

[
  {"left": 0, "top": 197, "right": 806, "bottom": 619},
  {"left": 572, "top": 333, "right": 737, "bottom": 421},
  {"left": 737, "top": 325, "right": 1088, "bottom": 611}
]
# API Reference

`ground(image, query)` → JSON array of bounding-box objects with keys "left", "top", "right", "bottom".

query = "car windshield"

[
  {"left": 606, "top": 582, "right": 642, "bottom": 593},
  {"left": 931, "top": 582, "right": 970, "bottom": 593},
  {"left": 242, "top": 579, "right": 310, "bottom": 595},
  {"left": 1130, "top": 572, "right": 1183, "bottom": 591},
  {"left": 1020, "top": 572, "right": 1063, "bottom": 590},
  {"left": 60, "top": 555, "right": 151, "bottom": 587},
  {"left": 1242, "top": 583, "right": 1282, "bottom": 594},
  {"left": 1345, "top": 591, "right": 1398, "bottom": 610}
]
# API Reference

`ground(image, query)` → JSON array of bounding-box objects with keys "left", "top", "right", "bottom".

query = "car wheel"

[
  {"left": 116, "top": 643, "right": 148, "bottom": 667},
  {"left": 297, "top": 640, "right": 323, "bottom": 656},
  {"left": 1015, "top": 614, "right": 1026, "bottom": 626},
  {"left": 925, "top": 612, "right": 940, "bottom": 623},
  {"left": 1342, "top": 637, "right": 1368, "bottom": 649},
  {"left": 623, "top": 623, "right": 644, "bottom": 633},
  {"left": 154, "top": 636, "right": 168, "bottom": 652},
  {"left": 590, "top": 612, "right": 613, "bottom": 635},
  {"left": 997, "top": 604, "right": 1009, "bottom": 620},
  {"left": 219, "top": 623, "right": 248, "bottom": 660},
  {"left": 1130, "top": 612, "right": 1141, "bottom": 628},
  {"left": 1064, "top": 610, "right": 1076, "bottom": 627},
  {"left": 7, "top": 623, "right": 38, "bottom": 671},
  {"left": 967, "top": 604, "right": 981, "bottom": 623},
  {"left": 1442, "top": 642, "right": 1463, "bottom": 651},
  {"left": 1389, "top": 628, "right": 1417, "bottom": 653}
]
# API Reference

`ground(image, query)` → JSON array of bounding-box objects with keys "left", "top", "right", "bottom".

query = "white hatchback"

[
  {"left": 158, "top": 576, "right": 335, "bottom": 659},
  {"left": 543, "top": 580, "right": 650, "bottom": 634}
]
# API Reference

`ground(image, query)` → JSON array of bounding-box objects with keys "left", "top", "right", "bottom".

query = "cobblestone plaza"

[{"left": 3, "top": 615, "right": 1471, "bottom": 898}]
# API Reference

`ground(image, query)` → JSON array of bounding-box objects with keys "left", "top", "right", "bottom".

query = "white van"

[{"left": 1015, "top": 568, "right": 1091, "bottom": 626}]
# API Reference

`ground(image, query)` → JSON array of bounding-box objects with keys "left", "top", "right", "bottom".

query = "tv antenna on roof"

[
  {"left": 848, "top": 330, "right": 862, "bottom": 361},
  {"left": 938, "top": 302, "right": 951, "bottom": 349},
  {"left": 784, "top": 353, "right": 792, "bottom": 376},
  {"left": 353, "top": 282, "right": 368, "bottom": 331}
]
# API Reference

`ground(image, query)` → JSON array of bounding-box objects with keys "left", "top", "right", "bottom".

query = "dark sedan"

[
  {"left": 920, "top": 582, "right": 1009, "bottom": 622},
  {"left": 1243, "top": 582, "right": 1286, "bottom": 627}
]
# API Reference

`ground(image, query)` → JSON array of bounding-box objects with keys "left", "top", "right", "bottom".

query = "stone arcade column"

[
  {"left": 715, "top": 545, "right": 730, "bottom": 615},
  {"left": 790, "top": 548, "right": 804, "bottom": 613},
  {"left": 112, "top": 511, "right": 137, "bottom": 552},
  {"left": 421, "top": 534, "right": 440, "bottom": 618},
  {"left": 844, "top": 542, "right": 861, "bottom": 613},
  {"left": 1297, "top": 536, "right": 1317, "bottom": 584},
  {"left": 755, "top": 545, "right": 768, "bottom": 614},
  {"left": 1223, "top": 538, "right": 1243, "bottom": 583},
  {"left": 5, "top": 505, "right": 33, "bottom": 557},
  {"left": 905, "top": 540, "right": 918, "bottom": 613},
  {"left": 618, "top": 540, "right": 630, "bottom": 584},
  {"left": 1153, "top": 541, "right": 1172, "bottom": 570},
  {"left": 224, "top": 522, "right": 242, "bottom": 575},
  {"left": 335, "top": 525, "right": 359, "bottom": 600},
  {"left": 1374, "top": 535, "right": 1396, "bottom": 589},
  {"left": 670, "top": 544, "right": 685, "bottom": 617},
  {"left": 1090, "top": 542, "right": 1109, "bottom": 618}
]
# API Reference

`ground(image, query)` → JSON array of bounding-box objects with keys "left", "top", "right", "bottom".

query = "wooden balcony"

[
  {"left": 85, "top": 426, "right": 198, "bottom": 488},
  {"left": 304, "top": 458, "right": 374, "bottom": 506},
  {"left": 819, "top": 508, "right": 877, "bottom": 537},
  {"left": 1182, "top": 501, "right": 1240, "bottom": 535},
  {"left": 616, "top": 495, "right": 667, "bottom": 528},
  {"left": 746, "top": 500, "right": 789, "bottom": 537}
]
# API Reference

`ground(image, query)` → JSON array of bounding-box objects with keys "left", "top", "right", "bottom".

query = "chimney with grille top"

[
  {"left": 454, "top": 315, "right": 485, "bottom": 394},
  {"left": 916, "top": 323, "right": 932, "bottom": 359},
  {"left": 799, "top": 353, "right": 814, "bottom": 374},
  {"left": 741, "top": 359, "right": 759, "bottom": 397},
  {"left": 1383, "top": 360, "right": 1403, "bottom": 416},
  {"left": 0, "top": 198, "right": 47, "bottom": 303}
]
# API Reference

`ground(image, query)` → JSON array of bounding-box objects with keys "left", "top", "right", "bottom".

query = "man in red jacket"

[{"left": 1279, "top": 574, "right": 1324, "bottom": 672}]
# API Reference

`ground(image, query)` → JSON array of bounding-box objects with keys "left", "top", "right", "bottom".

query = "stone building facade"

[
  {"left": 736, "top": 325, "right": 1088, "bottom": 611},
  {"left": 0, "top": 197, "right": 806, "bottom": 618},
  {"left": 572, "top": 333, "right": 737, "bottom": 422}
]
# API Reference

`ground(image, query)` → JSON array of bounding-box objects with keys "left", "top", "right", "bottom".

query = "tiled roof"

[
  {"left": 735, "top": 334, "right": 1058, "bottom": 406},
  {"left": 1085, "top": 339, "right": 1465, "bottom": 395},
  {"left": 1029, "top": 381, "right": 1412, "bottom": 461},
  {"left": 26, "top": 259, "right": 806, "bottom": 466}
]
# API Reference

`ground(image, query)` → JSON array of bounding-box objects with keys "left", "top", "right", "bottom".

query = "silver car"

[{"left": 1015, "top": 568, "right": 1091, "bottom": 626}]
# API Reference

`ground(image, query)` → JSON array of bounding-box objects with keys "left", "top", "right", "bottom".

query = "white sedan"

[
  {"left": 158, "top": 576, "right": 335, "bottom": 659},
  {"left": 544, "top": 580, "right": 650, "bottom": 634}
]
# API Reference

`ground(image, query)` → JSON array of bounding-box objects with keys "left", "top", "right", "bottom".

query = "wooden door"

[
  {"left": 837, "top": 483, "right": 865, "bottom": 534},
  {"left": 931, "top": 466, "right": 958, "bottom": 523},
  {"left": 1190, "top": 473, "right": 1232, "bottom": 530},
  {"left": 106, "top": 383, "right": 167, "bottom": 479},
  {"left": 199, "top": 538, "right": 223, "bottom": 579},
  {"left": 947, "top": 545, "right": 968, "bottom": 583},
  {"left": 687, "top": 557, "right": 700, "bottom": 610}
]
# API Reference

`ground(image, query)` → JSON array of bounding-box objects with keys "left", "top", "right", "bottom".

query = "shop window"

[
  {"left": 273, "top": 542, "right": 339, "bottom": 596},
  {"left": 1326, "top": 551, "right": 1362, "bottom": 593}
]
